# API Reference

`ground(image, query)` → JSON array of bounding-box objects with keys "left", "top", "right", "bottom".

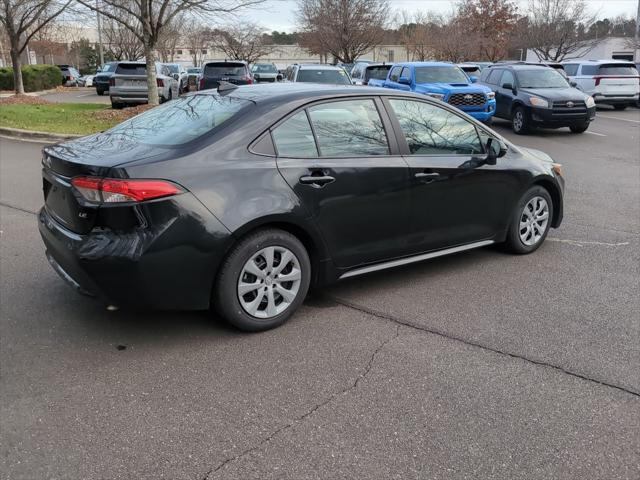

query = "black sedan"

[{"left": 39, "top": 83, "right": 565, "bottom": 331}]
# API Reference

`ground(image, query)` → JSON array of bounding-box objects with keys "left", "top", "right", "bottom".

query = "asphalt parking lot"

[{"left": 1, "top": 108, "right": 639, "bottom": 479}]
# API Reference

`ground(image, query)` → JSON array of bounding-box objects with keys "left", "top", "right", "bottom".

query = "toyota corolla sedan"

[{"left": 39, "top": 83, "right": 564, "bottom": 331}]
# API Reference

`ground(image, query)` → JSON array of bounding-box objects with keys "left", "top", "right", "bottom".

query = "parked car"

[
  {"left": 479, "top": 63, "right": 596, "bottom": 134},
  {"left": 368, "top": 62, "right": 496, "bottom": 123},
  {"left": 186, "top": 67, "right": 201, "bottom": 91},
  {"left": 78, "top": 75, "right": 94, "bottom": 87},
  {"left": 39, "top": 83, "right": 564, "bottom": 332},
  {"left": 286, "top": 64, "right": 352, "bottom": 84},
  {"left": 350, "top": 62, "right": 393, "bottom": 86},
  {"left": 94, "top": 62, "right": 118, "bottom": 96},
  {"left": 251, "top": 63, "right": 282, "bottom": 83},
  {"left": 163, "top": 63, "right": 188, "bottom": 93},
  {"left": 109, "top": 62, "right": 178, "bottom": 109},
  {"left": 199, "top": 61, "right": 253, "bottom": 90},
  {"left": 57, "top": 65, "right": 81, "bottom": 86},
  {"left": 562, "top": 59, "right": 640, "bottom": 110}
]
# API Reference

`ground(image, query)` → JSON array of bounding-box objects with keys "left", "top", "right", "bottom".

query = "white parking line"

[
  {"left": 597, "top": 114, "right": 640, "bottom": 124},
  {"left": 585, "top": 131, "right": 606, "bottom": 137},
  {"left": 77, "top": 93, "right": 95, "bottom": 97}
]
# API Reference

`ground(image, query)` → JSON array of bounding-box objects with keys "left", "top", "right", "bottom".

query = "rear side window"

[
  {"left": 272, "top": 111, "right": 318, "bottom": 158},
  {"left": 308, "top": 99, "right": 389, "bottom": 157},
  {"left": 389, "top": 66, "right": 402, "bottom": 82},
  {"left": 563, "top": 64, "right": 579, "bottom": 76},
  {"left": 204, "top": 63, "right": 246, "bottom": 77},
  {"left": 598, "top": 64, "right": 638, "bottom": 75},
  {"left": 580, "top": 65, "right": 598, "bottom": 75},
  {"left": 388, "top": 99, "right": 482, "bottom": 155},
  {"left": 115, "top": 64, "right": 146, "bottom": 75},
  {"left": 106, "top": 94, "right": 249, "bottom": 146}
]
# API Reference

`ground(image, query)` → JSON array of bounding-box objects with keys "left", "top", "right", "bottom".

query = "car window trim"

[{"left": 380, "top": 95, "right": 486, "bottom": 157}]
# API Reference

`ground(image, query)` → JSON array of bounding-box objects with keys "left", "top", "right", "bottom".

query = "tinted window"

[
  {"left": 517, "top": 69, "right": 568, "bottom": 88},
  {"left": 115, "top": 64, "right": 146, "bottom": 75},
  {"left": 187, "top": 68, "right": 201, "bottom": 74},
  {"left": 485, "top": 68, "right": 502, "bottom": 84},
  {"left": 399, "top": 67, "right": 411, "bottom": 81},
  {"left": 366, "top": 65, "right": 391, "bottom": 81},
  {"left": 500, "top": 70, "right": 515, "bottom": 87},
  {"left": 580, "top": 65, "right": 598, "bottom": 75},
  {"left": 308, "top": 99, "right": 389, "bottom": 157},
  {"left": 389, "top": 66, "right": 402, "bottom": 82},
  {"left": 598, "top": 64, "right": 638, "bottom": 75},
  {"left": 272, "top": 111, "right": 318, "bottom": 158},
  {"left": 106, "top": 95, "right": 249, "bottom": 146},
  {"left": 415, "top": 66, "right": 469, "bottom": 84},
  {"left": 165, "top": 64, "right": 179, "bottom": 73},
  {"left": 563, "top": 64, "right": 579, "bottom": 76},
  {"left": 204, "top": 63, "right": 246, "bottom": 77},
  {"left": 351, "top": 66, "right": 362, "bottom": 79},
  {"left": 102, "top": 63, "right": 116, "bottom": 72},
  {"left": 296, "top": 69, "right": 350, "bottom": 84},
  {"left": 389, "top": 99, "right": 482, "bottom": 155}
]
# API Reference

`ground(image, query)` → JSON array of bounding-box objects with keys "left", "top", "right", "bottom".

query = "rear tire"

[
  {"left": 96, "top": 88, "right": 104, "bottom": 96},
  {"left": 613, "top": 105, "right": 627, "bottom": 111},
  {"left": 569, "top": 122, "right": 589, "bottom": 133},
  {"left": 110, "top": 100, "right": 123, "bottom": 109},
  {"left": 512, "top": 106, "right": 530, "bottom": 134},
  {"left": 504, "top": 185, "right": 553, "bottom": 254},
  {"left": 213, "top": 229, "right": 311, "bottom": 332}
]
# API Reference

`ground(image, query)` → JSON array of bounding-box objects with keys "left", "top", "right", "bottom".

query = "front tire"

[
  {"left": 512, "top": 106, "right": 530, "bottom": 134},
  {"left": 504, "top": 186, "right": 553, "bottom": 254},
  {"left": 569, "top": 122, "right": 589, "bottom": 133},
  {"left": 213, "top": 229, "right": 311, "bottom": 332}
]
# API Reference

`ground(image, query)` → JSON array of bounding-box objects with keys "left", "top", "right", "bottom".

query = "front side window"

[
  {"left": 308, "top": 99, "right": 389, "bottom": 157},
  {"left": 500, "top": 70, "right": 515, "bottom": 87},
  {"left": 389, "top": 66, "right": 402, "bottom": 82},
  {"left": 388, "top": 99, "right": 482, "bottom": 155},
  {"left": 485, "top": 68, "right": 502, "bottom": 85},
  {"left": 272, "top": 111, "right": 318, "bottom": 158}
]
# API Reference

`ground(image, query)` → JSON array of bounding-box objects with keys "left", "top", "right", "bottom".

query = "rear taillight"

[
  {"left": 72, "top": 177, "right": 182, "bottom": 203},
  {"left": 594, "top": 76, "right": 602, "bottom": 86},
  {"left": 109, "top": 78, "right": 115, "bottom": 87},
  {"left": 245, "top": 76, "right": 253, "bottom": 84},
  {"left": 199, "top": 78, "right": 204, "bottom": 90},
  {"left": 157, "top": 78, "right": 164, "bottom": 87}
]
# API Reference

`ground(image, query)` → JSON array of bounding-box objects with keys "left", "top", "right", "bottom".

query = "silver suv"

[
  {"left": 109, "top": 62, "right": 179, "bottom": 109},
  {"left": 285, "top": 64, "right": 352, "bottom": 85}
]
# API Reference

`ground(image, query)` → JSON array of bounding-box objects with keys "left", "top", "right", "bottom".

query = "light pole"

[
  {"left": 517, "top": 48, "right": 524, "bottom": 61},
  {"left": 96, "top": 0, "right": 104, "bottom": 67}
]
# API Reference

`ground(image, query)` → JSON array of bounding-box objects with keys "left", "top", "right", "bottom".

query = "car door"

[
  {"left": 495, "top": 69, "right": 516, "bottom": 117},
  {"left": 382, "top": 97, "right": 521, "bottom": 253},
  {"left": 272, "top": 97, "right": 412, "bottom": 268}
]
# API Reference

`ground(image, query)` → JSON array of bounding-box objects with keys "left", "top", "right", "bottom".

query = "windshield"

[
  {"left": 367, "top": 66, "right": 391, "bottom": 80},
  {"left": 296, "top": 69, "right": 351, "bottom": 84},
  {"left": 518, "top": 69, "right": 569, "bottom": 88},
  {"left": 106, "top": 95, "right": 250, "bottom": 146},
  {"left": 415, "top": 66, "right": 469, "bottom": 84},
  {"left": 204, "top": 64, "right": 245, "bottom": 77},
  {"left": 252, "top": 64, "right": 278, "bottom": 73},
  {"left": 165, "top": 65, "right": 179, "bottom": 73}
]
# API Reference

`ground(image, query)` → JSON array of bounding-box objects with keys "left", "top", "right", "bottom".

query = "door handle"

[
  {"left": 414, "top": 172, "right": 440, "bottom": 183},
  {"left": 300, "top": 171, "right": 335, "bottom": 188}
]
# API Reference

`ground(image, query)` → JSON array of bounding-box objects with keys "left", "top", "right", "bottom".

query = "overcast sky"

[{"left": 242, "top": 0, "right": 639, "bottom": 32}]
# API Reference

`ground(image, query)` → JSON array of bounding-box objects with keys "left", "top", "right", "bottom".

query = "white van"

[{"left": 562, "top": 60, "right": 639, "bottom": 110}]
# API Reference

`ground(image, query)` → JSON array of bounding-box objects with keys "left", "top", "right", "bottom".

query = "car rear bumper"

[
  {"left": 592, "top": 93, "right": 639, "bottom": 105},
  {"left": 38, "top": 195, "right": 233, "bottom": 311}
]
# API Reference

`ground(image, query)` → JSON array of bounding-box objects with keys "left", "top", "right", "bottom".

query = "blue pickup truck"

[{"left": 368, "top": 62, "right": 496, "bottom": 122}]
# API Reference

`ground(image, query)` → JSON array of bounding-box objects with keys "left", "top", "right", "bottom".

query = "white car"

[
  {"left": 78, "top": 75, "right": 94, "bottom": 87},
  {"left": 562, "top": 59, "right": 639, "bottom": 110},
  {"left": 163, "top": 63, "right": 189, "bottom": 93}
]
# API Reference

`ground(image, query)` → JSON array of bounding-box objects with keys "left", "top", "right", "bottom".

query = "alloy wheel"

[
  {"left": 237, "top": 246, "right": 302, "bottom": 319},
  {"left": 513, "top": 111, "right": 524, "bottom": 131},
  {"left": 519, "top": 196, "right": 549, "bottom": 246}
]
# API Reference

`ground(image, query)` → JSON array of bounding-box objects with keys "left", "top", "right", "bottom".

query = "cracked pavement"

[{"left": 1, "top": 108, "right": 639, "bottom": 479}]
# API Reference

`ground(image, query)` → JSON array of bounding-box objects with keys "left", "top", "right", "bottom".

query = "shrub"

[{"left": 0, "top": 65, "right": 63, "bottom": 92}]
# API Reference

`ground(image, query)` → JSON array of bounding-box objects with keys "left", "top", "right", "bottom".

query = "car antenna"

[{"left": 218, "top": 81, "right": 238, "bottom": 95}]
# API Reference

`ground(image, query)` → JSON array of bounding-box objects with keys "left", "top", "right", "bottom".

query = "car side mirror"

[
  {"left": 172, "top": 73, "right": 179, "bottom": 80},
  {"left": 502, "top": 82, "right": 513, "bottom": 91},
  {"left": 570, "top": 80, "right": 577, "bottom": 88},
  {"left": 399, "top": 77, "right": 411, "bottom": 85},
  {"left": 469, "top": 75, "right": 478, "bottom": 83}
]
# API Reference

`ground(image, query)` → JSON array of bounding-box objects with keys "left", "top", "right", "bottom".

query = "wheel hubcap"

[
  {"left": 519, "top": 196, "right": 549, "bottom": 246},
  {"left": 237, "top": 246, "right": 301, "bottom": 319},
  {"left": 514, "top": 112, "right": 523, "bottom": 130}
]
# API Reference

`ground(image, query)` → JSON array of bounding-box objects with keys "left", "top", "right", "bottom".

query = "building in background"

[{"left": 525, "top": 37, "right": 639, "bottom": 62}]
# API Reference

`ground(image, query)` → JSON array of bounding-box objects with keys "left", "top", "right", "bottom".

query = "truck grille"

[{"left": 448, "top": 93, "right": 486, "bottom": 107}]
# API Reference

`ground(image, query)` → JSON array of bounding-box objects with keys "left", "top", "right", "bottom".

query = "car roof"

[
  {"left": 395, "top": 62, "right": 457, "bottom": 68},
  {"left": 563, "top": 59, "right": 635, "bottom": 65},
  {"left": 297, "top": 64, "right": 345, "bottom": 70}
]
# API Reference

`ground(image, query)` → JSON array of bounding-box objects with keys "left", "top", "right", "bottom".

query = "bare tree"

[
  {"left": 184, "top": 23, "right": 210, "bottom": 66},
  {"left": 458, "top": 0, "right": 518, "bottom": 62},
  {"left": 431, "top": 16, "right": 477, "bottom": 62},
  {"left": 398, "top": 12, "right": 439, "bottom": 61},
  {"left": 297, "top": 0, "right": 389, "bottom": 64},
  {"left": 0, "top": 0, "right": 72, "bottom": 93},
  {"left": 102, "top": 14, "right": 143, "bottom": 60},
  {"left": 213, "top": 21, "right": 275, "bottom": 63},
  {"left": 157, "top": 13, "right": 185, "bottom": 62},
  {"left": 524, "top": 0, "right": 598, "bottom": 61},
  {"left": 76, "top": 0, "right": 264, "bottom": 105}
]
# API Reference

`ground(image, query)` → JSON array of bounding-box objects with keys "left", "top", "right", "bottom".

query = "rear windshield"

[
  {"left": 115, "top": 64, "right": 146, "bottom": 75},
  {"left": 252, "top": 64, "right": 278, "bottom": 73},
  {"left": 204, "top": 63, "right": 246, "bottom": 77},
  {"left": 415, "top": 66, "right": 469, "bottom": 84},
  {"left": 296, "top": 69, "right": 351, "bottom": 84},
  {"left": 517, "top": 69, "right": 569, "bottom": 88},
  {"left": 187, "top": 68, "right": 201, "bottom": 74},
  {"left": 460, "top": 66, "right": 481, "bottom": 75},
  {"left": 366, "top": 66, "right": 392, "bottom": 80},
  {"left": 105, "top": 95, "right": 250, "bottom": 146},
  {"left": 598, "top": 64, "right": 638, "bottom": 75}
]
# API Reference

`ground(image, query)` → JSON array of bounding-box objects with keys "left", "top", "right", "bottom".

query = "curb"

[{"left": 0, "top": 126, "right": 83, "bottom": 143}]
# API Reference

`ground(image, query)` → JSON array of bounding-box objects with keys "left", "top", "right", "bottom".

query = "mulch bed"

[
  {"left": 93, "top": 104, "right": 156, "bottom": 122},
  {"left": 0, "top": 95, "right": 52, "bottom": 105}
]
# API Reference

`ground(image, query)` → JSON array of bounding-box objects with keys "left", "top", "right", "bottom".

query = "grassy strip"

[{"left": 0, "top": 103, "right": 118, "bottom": 135}]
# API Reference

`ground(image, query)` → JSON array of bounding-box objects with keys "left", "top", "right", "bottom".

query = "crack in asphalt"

[
  {"left": 200, "top": 324, "right": 400, "bottom": 479},
  {"left": 329, "top": 296, "right": 640, "bottom": 399},
  {"left": 0, "top": 201, "right": 37, "bottom": 215}
]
